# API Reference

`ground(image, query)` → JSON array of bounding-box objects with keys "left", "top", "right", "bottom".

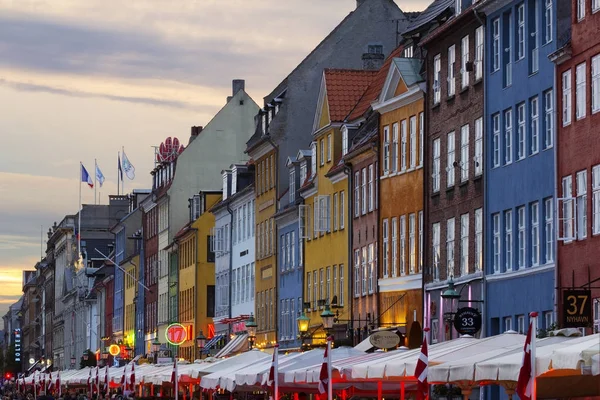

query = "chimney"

[
  {"left": 362, "top": 52, "right": 385, "bottom": 71},
  {"left": 232, "top": 79, "right": 245, "bottom": 95},
  {"left": 189, "top": 126, "right": 203, "bottom": 145}
]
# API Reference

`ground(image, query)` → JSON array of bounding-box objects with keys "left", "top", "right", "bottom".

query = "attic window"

[
  {"left": 368, "top": 44, "right": 383, "bottom": 54},
  {"left": 261, "top": 114, "right": 267, "bottom": 135},
  {"left": 455, "top": 0, "right": 462, "bottom": 14},
  {"left": 404, "top": 46, "right": 414, "bottom": 58},
  {"left": 342, "top": 126, "right": 349, "bottom": 156},
  {"left": 239, "top": 100, "right": 244, "bottom": 105}
]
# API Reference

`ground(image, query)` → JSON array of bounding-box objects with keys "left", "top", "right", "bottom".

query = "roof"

[
  {"left": 323, "top": 69, "right": 377, "bottom": 123},
  {"left": 392, "top": 58, "right": 424, "bottom": 87},
  {"left": 420, "top": 4, "right": 480, "bottom": 47},
  {"left": 402, "top": 0, "right": 454, "bottom": 37},
  {"left": 345, "top": 45, "right": 405, "bottom": 122}
]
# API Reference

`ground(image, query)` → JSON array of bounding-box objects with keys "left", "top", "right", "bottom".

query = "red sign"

[{"left": 165, "top": 323, "right": 188, "bottom": 345}]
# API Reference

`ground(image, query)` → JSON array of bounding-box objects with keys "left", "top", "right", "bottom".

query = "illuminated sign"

[
  {"left": 165, "top": 323, "right": 187, "bottom": 346},
  {"left": 108, "top": 344, "right": 121, "bottom": 356},
  {"left": 562, "top": 289, "right": 593, "bottom": 328},
  {"left": 207, "top": 323, "right": 215, "bottom": 339},
  {"left": 14, "top": 329, "right": 21, "bottom": 363}
]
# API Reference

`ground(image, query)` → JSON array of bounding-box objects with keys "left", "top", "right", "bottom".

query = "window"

[
  {"left": 504, "top": 316, "right": 513, "bottom": 332},
  {"left": 563, "top": 70, "right": 572, "bottom": 126},
  {"left": 432, "top": 222, "right": 441, "bottom": 281},
  {"left": 577, "top": 170, "right": 588, "bottom": 239},
  {"left": 475, "top": 208, "right": 483, "bottom": 271},
  {"left": 455, "top": 0, "right": 461, "bottom": 14},
  {"left": 517, "top": 315, "right": 525, "bottom": 334},
  {"left": 460, "top": 213, "right": 469, "bottom": 276},
  {"left": 492, "top": 113, "right": 500, "bottom": 167},
  {"left": 339, "top": 265, "right": 344, "bottom": 306},
  {"left": 475, "top": 26, "right": 484, "bottom": 80},
  {"left": 544, "top": 90, "right": 554, "bottom": 148},
  {"left": 544, "top": 0, "right": 552, "bottom": 43},
  {"left": 562, "top": 176, "right": 575, "bottom": 241},
  {"left": 281, "top": 235, "right": 286, "bottom": 271},
  {"left": 431, "top": 319, "right": 439, "bottom": 344},
  {"left": 327, "top": 134, "right": 332, "bottom": 162},
  {"left": 400, "top": 216, "right": 406, "bottom": 275},
  {"left": 448, "top": 45, "right": 456, "bottom": 97},
  {"left": 517, "top": 207, "right": 526, "bottom": 269},
  {"left": 419, "top": 112, "right": 424, "bottom": 167},
  {"left": 460, "top": 125, "right": 469, "bottom": 181},
  {"left": 317, "top": 195, "right": 331, "bottom": 232},
  {"left": 593, "top": 56, "right": 600, "bottom": 113},
  {"left": 340, "top": 191, "right": 345, "bottom": 229},
  {"left": 461, "top": 35, "right": 469, "bottom": 88},
  {"left": 545, "top": 198, "right": 554, "bottom": 262},
  {"left": 517, "top": 4, "right": 525, "bottom": 60},
  {"left": 393, "top": 122, "right": 399, "bottom": 173},
  {"left": 531, "top": 202, "right": 540, "bottom": 266},
  {"left": 383, "top": 126, "right": 390, "bottom": 173},
  {"left": 447, "top": 131, "right": 455, "bottom": 187},
  {"left": 505, "top": 12, "right": 513, "bottom": 87},
  {"left": 492, "top": 18, "right": 500, "bottom": 72},
  {"left": 401, "top": 120, "right": 407, "bottom": 171},
  {"left": 368, "top": 164, "right": 374, "bottom": 212},
  {"left": 368, "top": 244, "right": 374, "bottom": 294},
  {"left": 434, "top": 54, "right": 441, "bottom": 104},
  {"left": 447, "top": 218, "right": 455, "bottom": 278},
  {"left": 505, "top": 109, "right": 513, "bottom": 164},
  {"left": 342, "top": 126, "right": 349, "bottom": 156},
  {"left": 361, "top": 168, "right": 367, "bottom": 215},
  {"left": 517, "top": 103, "right": 525, "bottom": 160},
  {"left": 578, "top": 0, "right": 586, "bottom": 20},
  {"left": 410, "top": 116, "right": 417, "bottom": 169},
  {"left": 383, "top": 219, "right": 389, "bottom": 278},
  {"left": 354, "top": 172, "right": 360, "bottom": 218},
  {"left": 311, "top": 142, "right": 317, "bottom": 177},
  {"left": 326, "top": 267, "right": 331, "bottom": 301},
  {"left": 593, "top": 165, "right": 600, "bottom": 235},
  {"left": 433, "top": 138, "right": 441, "bottom": 192},
  {"left": 368, "top": 44, "right": 383, "bottom": 54},
  {"left": 419, "top": 211, "right": 424, "bottom": 273},
  {"left": 391, "top": 217, "right": 398, "bottom": 277},
  {"left": 320, "top": 139, "right": 324, "bottom": 166},
  {"left": 594, "top": 0, "right": 600, "bottom": 13},
  {"left": 313, "top": 271, "right": 317, "bottom": 310},
  {"left": 289, "top": 170, "right": 296, "bottom": 204},
  {"left": 505, "top": 210, "right": 513, "bottom": 271},
  {"left": 475, "top": 117, "right": 483, "bottom": 175},
  {"left": 409, "top": 214, "right": 416, "bottom": 274},
  {"left": 361, "top": 247, "right": 367, "bottom": 296},
  {"left": 576, "top": 63, "right": 587, "bottom": 120},
  {"left": 354, "top": 249, "right": 360, "bottom": 298},
  {"left": 531, "top": 97, "right": 539, "bottom": 154},
  {"left": 333, "top": 192, "right": 338, "bottom": 231}
]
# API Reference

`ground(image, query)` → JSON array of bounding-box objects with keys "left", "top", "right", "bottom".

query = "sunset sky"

[{"left": 0, "top": 0, "right": 425, "bottom": 317}]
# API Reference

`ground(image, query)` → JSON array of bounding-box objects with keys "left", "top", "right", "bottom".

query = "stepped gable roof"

[
  {"left": 345, "top": 45, "right": 404, "bottom": 122},
  {"left": 402, "top": 0, "right": 454, "bottom": 37},
  {"left": 323, "top": 69, "right": 378, "bottom": 123}
]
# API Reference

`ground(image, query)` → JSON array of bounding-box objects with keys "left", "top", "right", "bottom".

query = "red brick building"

[
  {"left": 551, "top": 0, "right": 600, "bottom": 333},
  {"left": 141, "top": 188, "right": 159, "bottom": 352}
]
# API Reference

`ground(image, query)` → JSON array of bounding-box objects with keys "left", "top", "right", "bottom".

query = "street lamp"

[
  {"left": 195, "top": 330, "right": 207, "bottom": 359},
  {"left": 441, "top": 277, "right": 461, "bottom": 338},
  {"left": 245, "top": 314, "right": 258, "bottom": 350},
  {"left": 297, "top": 312, "right": 310, "bottom": 335},
  {"left": 70, "top": 356, "right": 76, "bottom": 367},
  {"left": 320, "top": 304, "right": 335, "bottom": 337}
]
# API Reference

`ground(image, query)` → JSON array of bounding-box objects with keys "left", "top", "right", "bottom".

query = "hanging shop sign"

[
  {"left": 14, "top": 329, "right": 21, "bottom": 363},
  {"left": 369, "top": 330, "right": 400, "bottom": 349},
  {"left": 108, "top": 344, "right": 121, "bottom": 356},
  {"left": 453, "top": 307, "right": 482, "bottom": 336},
  {"left": 562, "top": 289, "right": 592, "bottom": 328},
  {"left": 165, "top": 323, "right": 188, "bottom": 346}
]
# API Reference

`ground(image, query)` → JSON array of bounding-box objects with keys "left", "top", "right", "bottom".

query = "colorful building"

[
  {"left": 421, "top": 2, "right": 485, "bottom": 343},
  {"left": 123, "top": 255, "right": 139, "bottom": 351},
  {"left": 550, "top": 0, "right": 600, "bottom": 333}
]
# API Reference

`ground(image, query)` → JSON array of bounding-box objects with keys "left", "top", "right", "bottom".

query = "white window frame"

[
  {"left": 447, "top": 131, "right": 456, "bottom": 187},
  {"left": 544, "top": 90, "right": 554, "bottom": 148},
  {"left": 391, "top": 217, "right": 398, "bottom": 278},
  {"left": 342, "top": 126, "right": 349, "bottom": 156},
  {"left": 593, "top": 165, "right": 600, "bottom": 235},
  {"left": 460, "top": 124, "right": 469, "bottom": 182},
  {"left": 492, "top": 18, "right": 500, "bottom": 72},
  {"left": 354, "top": 171, "right": 360, "bottom": 218},
  {"left": 448, "top": 45, "right": 456, "bottom": 97},
  {"left": 531, "top": 96, "right": 539, "bottom": 154},
  {"left": 517, "top": 206, "right": 526, "bottom": 269},
  {"left": 333, "top": 192, "right": 338, "bottom": 231},
  {"left": 447, "top": 218, "right": 455, "bottom": 278},
  {"left": 433, "top": 138, "right": 441, "bottom": 192},
  {"left": 504, "top": 316, "right": 513, "bottom": 332},
  {"left": 401, "top": 120, "right": 407, "bottom": 171},
  {"left": 339, "top": 265, "right": 344, "bottom": 306},
  {"left": 289, "top": 169, "right": 296, "bottom": 204},
  {"left": 576, "top": 63, "right": 587, "bottom": 120},
  {"left": 594, "top": 0, "right": 600, "bottom": 13},
  {"left": 419, "top": 211, "right": 424, "bottom": 273},
  {"left": 340, "top": 191, "right": 345, "bottom": 229},
  {"left": 475, "top": 117, "right": 483, "bottom": 175},
  {"left": 517, "top": 4, "right": 525, "bottom": 60},
  {"left": 593, "top": 55, "right": 600, "bottom": 113},
  {"left": 578, "top": 0, "right": 586, "bottom": 21},
  {"left": 559, "top": 176, "right": 576, "bottom": 242},
  {"left": 576, "top": 170, "right": 588, "bottom": 240},
  {"left": 432, "top": 222, "right": 441, "bottom": 281},
  {"left": 505, "top": 109, "right": 513, "bottom": 164},
  {"left": 320, "top": 139, "right": 324, "bottom": 166},
  {"left": 517, "top": 102, "right": 526, "bottom": 160},
  {"left": 368, "top": 243, "right": 375, "bottom": 294},
  {"left": 545, "top": 198, "right": 554, "bottom": 263},
  {"left": 460, "top": 213, "right": 469, "bottom": 276},
  {"left": 354, "top": 249, "right": 360, "bottom": 298},
  {"left": 434, "top": 54, "right": 441, "bottom": 104},
  {"left": 409, "top": 213, "right": 416, "bottom": 274},
  {"left": 419, "top": 112, "right": 424, "bottom": 167},
  {"left": 393, "top": 122, "right": 399, "bottom": 173},
  {"left": 400, "top": 215, "right": 406, "bottom": 275},
  {"left": 299, "top": 204, "right": 310, "bottom": 239},
  {"left": 544, "top": 0, "right": 552, "bottom": 44},
  {"left": 461, "top": 35, "right": 470, "bottom": 88},
  {"left": 410, "top": 116, "right": 417, "bottom": 169},
  {"left": 517, "top": 315, "right": 525, "bottom": 334},
  {"left": 493, "top": 113, "right": 500, "bottom": 168},
  {"left": 475, "top": 26, "right": 484, "bottom": 80},
  {"left": 327, "top": 134, "right": 332, "bottom": 162},
  {"left": 316, "top": 195, "right": 331, "bottom": 232},
  {"left": 361, "top": 247, "right": 367, "bottom": 296},
  {"left": 505, "top": 210, "right": 513, "bottom": 271},
  {"left": 563, "top": 70, "right": 572, "bottom": 126},
  {"left": 475, "top": 208, "right": 483, "bottom": 271},
  {"left": 383, "top": 219, "right": 389, "bottom": 278},
  {"left": 383, "top": 126, "right": 390, "bottom": 174},
  {"left": 368, "top": 164, "right": 374, "bottom": 212},
  {"left": 531, "top": 202, "right": 540, "bottom": 266},
  {"left": 361, "top": 168, "right": 367, "bottom": 215}
]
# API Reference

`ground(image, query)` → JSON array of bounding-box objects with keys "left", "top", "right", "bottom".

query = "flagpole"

[
  {"left": 274, "top": 344, "right": 279, "bottom": 400},
  {"left": 117, "top": 151, "right": 120, "bottom": 196},
  {"left": 530, "top": 312, "right": 538, "bottom": 400},
  {"left": 174, "top": 352, "right": 178, "bottom": 400},
  {"left": 78, "top": 162, "right": 82, "bottom": 257},
  {"left": 122, "top": 146, "right": 125, "bottom": 195},
  {"left": 94, "top": 159, "right": 97, "bottom": 205},
  {"left": 327, "top": 336, "right": 332, "bottom": 400}
]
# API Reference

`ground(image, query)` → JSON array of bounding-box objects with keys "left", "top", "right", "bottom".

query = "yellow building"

[
  {"left": 300, "top": 70, "right": 377, "bottom": 345},
  {"left": 175, "top": 191, "right": 221, "bottom": 361},
  {"left": 374, "top": 58, "right": 425, "bottom": 347},
  {"left": 123, "top": 255, "right": 139, "bottom": 349}
]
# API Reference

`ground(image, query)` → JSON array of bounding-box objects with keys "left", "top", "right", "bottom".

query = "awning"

[
  {"left": 215, "top": 334, "right": 248, "bottom": 358},
  {"left": 202, "top": 334, "right": 225, "bottom": 354}
]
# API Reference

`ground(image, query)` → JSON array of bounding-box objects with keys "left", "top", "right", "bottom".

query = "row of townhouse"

[{"left": 6, "top": 0, "right": 600, "bottom": 374}]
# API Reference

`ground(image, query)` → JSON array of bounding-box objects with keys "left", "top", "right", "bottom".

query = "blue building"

[
  {"left": 135, "top": 235, "right": 145, "bottom": 356},
  {"left": 480, "top": 0, "right": 565, "bottom": 338},
  {"left": 274, "top": 152, "right": 308, "bottom": 350}
]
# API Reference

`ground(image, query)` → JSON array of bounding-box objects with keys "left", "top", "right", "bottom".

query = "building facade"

[{"left": 422, "top": 3, "right": 485, "bottom": 343}]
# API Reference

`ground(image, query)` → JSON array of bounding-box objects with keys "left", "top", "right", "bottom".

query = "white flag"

[
  {"left": 121, "top": 149, "right": 136, "bottom": 180},
  {"left": 95, "top": 163, "right": 105, "bottom": 187}
]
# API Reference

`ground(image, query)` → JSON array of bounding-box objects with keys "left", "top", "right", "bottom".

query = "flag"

[
  {"left": 57, "top": 371, "right": 61, "bottom": 397},
  {"left": 414, "top": 334, "right": 429, "bottom": 398},
  {"left": 318, "top": 338, "right": 331, "bottom": 394},
  {"left": 121, "top": 367, "right": 126, "bottom": 391},
  {"left": 118, "top": 153, "right": 124, "bottom": 182},
  {"left": 267, "top": 344, "right": 279, "bottom": 391},
  {"left": 121, "top": 149, "right": 136, "bottom": 180},
  {"left": 170, "top": 361, "right": 176, "bottom": 386},
  {"left": 517, "top": 321, "right": 534, "bottom": 400},
  {"left": 95, "top": 366, "right": 100, "bottom": 393},
  {"left": 130, "top": 362, "right": 136, "bottom": 389},
  {"left": 96, "top": 162, "right": 105, "bottom": 187},
  {"left": 88, "top": 368, "right": 92, "bottom": 394},
  {"left": 81, "top": 164, "right": 94, "bottom": 188},
  {"left": 104, "top": 365, "right": 109, "bottom": 391},
  {"left": 48, "top": 371, "right": 53, "bottom": 391}
]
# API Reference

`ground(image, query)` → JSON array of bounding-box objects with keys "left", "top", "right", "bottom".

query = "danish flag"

[
  {"left": 414, "top": 329, "right": 429, "bottom": 398},
  {"left": 516, "top": 315, "right": 536, "bottom": 400},
  {"left": 318, "top": 337, "right": 332, "bottom": 394}
]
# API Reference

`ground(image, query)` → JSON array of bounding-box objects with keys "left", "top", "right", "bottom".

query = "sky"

[{"left": 0, "top": 0, "right": 426, "bottom": 318}]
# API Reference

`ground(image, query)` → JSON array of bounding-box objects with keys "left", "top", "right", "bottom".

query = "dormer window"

[
  {"left": 289, "top": 168, "right": 296, "bottom": 203},
  {"left": 275, "top": 104, "right": 280, "bottom": 114},
  {"left": 268, "top": 109, "right": 273, "bottom": 124},
  {"left": 311, "top": 143, "right": 317, "bottom": 177},
  {"left": 300, "top": 162, "right": 307, "bottom": 186},
  {"left": 231, "top": 167, "right": 238, "bottom": 196},
  {"left": 404, "top": 45, "right": 414, "bottom": 58},
  {"left": 368, "top": 44, "right": 383, "bottom": 54},
  {"left": 222, "top": 173, "right": 228, "bottom": 200},
  {"left": 261, "top": 114, "right": 267, "bottom": 135},
  {"left": 190, "top": 195, "right": 201, "bottom": 221},
  {"left": 342, "top": 126, "right": 349, "bottom": 156}
]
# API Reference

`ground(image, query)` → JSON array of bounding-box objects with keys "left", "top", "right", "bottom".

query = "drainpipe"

[
  {"left": 342, "top": 162, "right": 354, "bottom": 345},
  {"left": 372, "top": 141, "right": 380, "bottom": 334},
  {"left": 552, "top": 55, "right": 558, "bottom": 324}
]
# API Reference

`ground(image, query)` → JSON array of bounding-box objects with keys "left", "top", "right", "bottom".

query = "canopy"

[{"left": 200, "top": 350, "right": 271, "bottom": 389}]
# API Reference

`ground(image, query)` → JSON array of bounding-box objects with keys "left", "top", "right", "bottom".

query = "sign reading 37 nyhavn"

[{"left": 562, "top": 289, "right": 592, "bottom": 328}]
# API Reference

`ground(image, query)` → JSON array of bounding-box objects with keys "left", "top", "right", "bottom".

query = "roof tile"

[{"left": 324, "top": 69, "right": 378, "bottom": 123}]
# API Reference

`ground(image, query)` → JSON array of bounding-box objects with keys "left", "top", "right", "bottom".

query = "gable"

[
  {"left": 312, "top": 72, "right": 330, "bottom": 133},
  {"left": 376, "top": 58, "right": 424, "bottom": 105}
]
